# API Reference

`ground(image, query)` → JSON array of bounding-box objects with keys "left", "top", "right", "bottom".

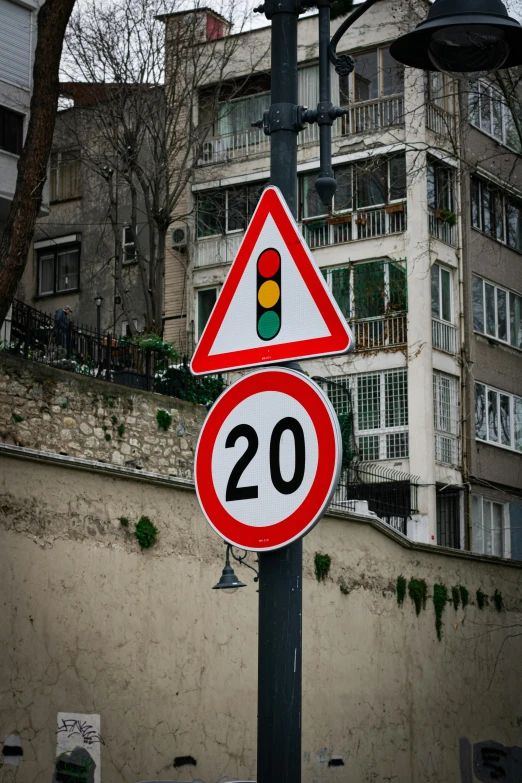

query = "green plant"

[
  {"left": 314, "top": 553, "right": 331, "bottom": 582},
  {"left": 437, "top": 208, "right": 457, "bottom": 227},
  {"left": 108, "top": 400, "right": 114, "bottom": 408},
  {"left": 433, "top": 584, "right": 448, "bottom": 641},
  {"left": 134, "top": 516, "right": 158, "bottom": 549},
  {"left": 396, "top": 575, "right": 407, "bottom": 607},
  {"left": 154, "top": 366, "right": 224, "bottom": 407},
  {"left": 104, "top": 433, "right": 111, "bottom": 442},
  {"left": 119, "top": 517, "right": 129, "bottom": 527},
  {"left": 408, "top": 578, "right": 427, "bottom": 616},
  {"left": 338, "top": 411, "right": 356, "bottom": 469},
  {"left": 102, "top": 425, "right": 108, "bottom": 431},
  {"left": 156, "top": 409, "right": 172, "bottom": 431},
  {"left": 451, "top": 585, "right": 460, "bottom": 610},
  {"left": 476, "top": 588, "right": 486, "bottom": 609},
  {"left": 133, "top": 333, "right": 178, "bottom": 361},
  {"left": 61, "top": 401, "right": 68, "bottom": 409},
  {"left": 493, "top": 589, "right": 503, "bottom": 612},
  {"left": 459, "top": 585, "right": 469, "bottom": 608},
  {"left": 111, "top": 415, "right": 118, "bottom": 425},
  {"left": 117, "top": 423, "right": 125, "bottom": 437},
  {"left": 339, "top": 583, "right": 349, "bottom": 595},
  {"left": 12, "top": 413, "right": 24, "bottom": 423}
]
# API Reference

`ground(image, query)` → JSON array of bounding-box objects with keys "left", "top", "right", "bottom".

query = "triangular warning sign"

[{"left": 190, "top": 186, "right": 354, "bottom": 375}]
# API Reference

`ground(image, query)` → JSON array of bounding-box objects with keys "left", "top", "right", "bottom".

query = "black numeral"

[
  {"left": 270, "top": 417, "right": 305, "bottom": 495},
  {"left": 225, "top": 424, "right": 259, "bottom": 501}
]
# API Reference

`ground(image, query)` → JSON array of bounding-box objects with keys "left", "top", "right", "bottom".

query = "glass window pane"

[
  {"left": 497, "top": 288, "right": 507, "bottom": 341},
  {"left": 301, "top": 172, "right": 324, "bottom": 219},
  {"left": 485, "top": 283, "right": 496, "bottom": 336},
  {"left": 197, "top": 190, "right": 225, "bottom": 237},
  {"left": 355, "top": 160, "right": 387, "bottom": 208},
  {"left": 353, "top": 50, "right": 379, "bottom": 102},
  {"left": 507, "top": 200, "right": 522, "bottom": 251},
  {"left": 388, "top": 262, "right": 407, "bottom": 312},
  {"left": 483, "top": 188, "right": 492, "bottom": 235},
  {"left": 427, "top": 164, "right": 436, "bottom": 210},
  {"left": 440, "top": 268, "right": 451, "bottom": 322},
  {"left": 39, "top": 254, "right": 54, "bottom": 295},
  {"left": 331, "top": 268, "right": 351, "bottom": 318},
  {"left": 492, "top": 91, "right": 503, "bottom": 140},
  {"left": 353, "top": 262, "right": 385, "bottom": 318},
  {"left": 334, "top": 165, "right": 353, "bottom": 211},
  {"left": 472, "top": 275, "right": 484, "bottom": 332},
  {"left": 479, "top": 81, "right": 492, "bottom": 133},
  {"left": 56, "top": 249, "right": 79, "bottom": 292},
  {"left": 198, "top": 288, "right": 217, "bottom": 338},
  {"left": 492, "top": 502, "right": 503, "bottom": 555},
  {"left": 227, "top": 186, "right": 247, "bottom": 232},
  {"left": 500, "top": 393, "right": 511, "bottom": 446},
  {"left": 471, "top": 178, "right": 481, "bottom": 228},
  {"left": 358, "top": 434, "right": 379, "bottom": 460},
  {"left": 357, "top": 374, "right": 380, "bottom": 430},
  {"left": 514, "top": 397, "right": 522, "bottom": 452},
  {"left": 484, "top": 500, "right": 492, "bottom": 555},
  {"left": 381, "top": 47, "right": 404, "bottom": 96},
  {"left": 389, "top": 155, "right": 406, "bottom": 201},
  {"left": 475, "top": 383, "right": 487, "bottom": 440},
  {"left": 385, "top": 370, "right": 407, "bottom": 427},
  {"left": 488, "top": 388, "right": 499, "bottom": 442},
  {"left": 471, "top": 495, "right": 484, "bottom": 554},
  {"left": 431, "top": 72, "right": 446, "bottom": 109},
  {"left": 510, "top": 293, "right": 522, "bottom": 349},
  {"left": 494, "top": 191, "right": 504, "bottom": 241},
  {"left": 431, "top": 264, "right": 440, "bottom": 319},
  {"left": 469, "top": 80, "right": 480, "bottom": 126}
]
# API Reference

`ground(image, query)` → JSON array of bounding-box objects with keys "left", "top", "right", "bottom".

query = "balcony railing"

[
  {"left": 302, "top": 203, "right": 407, "bottom": 249},
  {"left": 428, "top": 207, "right": 457, "bottom": 247},
  {"left": 197, "top": 96, "right": 404, "bottom": 166},
  {"left": 195, "top": 232, "right": 244, "bottom": 268},
  {"left": 351, "top": 313, "right": 407, "bottom": 351},
  {"left": 426, "top": 103, "right": 456, "bottom": 138},
  {"left": 432, "top": 318, "right": 458, "bottom": 354}
]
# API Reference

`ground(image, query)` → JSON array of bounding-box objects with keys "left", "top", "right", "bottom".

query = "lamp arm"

[
  {"left": 328, "top": 0, "right": 383, "bottom": 74},
  {"left": 229, "top": 545, "right": 259, "bottom": 581}
]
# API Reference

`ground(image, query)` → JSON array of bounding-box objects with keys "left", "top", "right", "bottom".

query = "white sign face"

[
  {"left": 195, "top": 368, "right": 342, "bottom": 551},
  {"left": 190, "top": 186, "right": 354, "bottom": 376}
]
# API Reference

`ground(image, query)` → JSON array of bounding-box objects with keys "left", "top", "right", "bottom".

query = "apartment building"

[
  {"left": 162, "top": 1, "right": 522, "bottom": 555},
  {"left": 0, "top": 0, "right": 44, "bottom": 236}
]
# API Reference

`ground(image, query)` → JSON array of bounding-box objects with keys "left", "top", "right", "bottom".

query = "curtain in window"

[{"left": 217, "top": 92, "right": 270, "bottom": 136}]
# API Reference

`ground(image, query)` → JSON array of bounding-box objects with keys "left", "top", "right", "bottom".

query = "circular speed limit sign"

[{"left": 195, "top": 367, "right": 342, "bottom": 551}]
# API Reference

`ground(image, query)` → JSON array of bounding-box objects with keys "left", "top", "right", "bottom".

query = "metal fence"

[{"left": 0, "top": 299, "right": 225, "bottom": 405}]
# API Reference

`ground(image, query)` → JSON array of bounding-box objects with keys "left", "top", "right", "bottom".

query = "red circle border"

[{"left": 195, "top": 368, "right": 340, "bottom": 551}]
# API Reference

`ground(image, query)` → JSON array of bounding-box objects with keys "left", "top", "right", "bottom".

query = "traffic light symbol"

[{"left": 257, "top": 248, "right": 281, "bottom": 341}]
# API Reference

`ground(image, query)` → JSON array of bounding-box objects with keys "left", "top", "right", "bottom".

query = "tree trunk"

[{"left": 0, "top": 0, "right": 76, "bottom": 325}]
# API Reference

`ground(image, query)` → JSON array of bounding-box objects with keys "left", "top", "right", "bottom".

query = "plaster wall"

[{"left": 0, "top": 450, "right": 521, "bottom": 783}]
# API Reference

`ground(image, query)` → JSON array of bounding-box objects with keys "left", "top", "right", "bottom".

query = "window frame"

[
  {"left": 472, "top": 273, "right": 522, "bottom": 350},
  {"left": 196, "top": 181, "right": 268, "bottom": 240},
  {"left": 433, "top": 371, "right": 460, "bottom": 465},
  {"left": 196, "top": 285, "right": 220, "bottom": 340},
  {"left": 475, "top": 381, "right": 522, "bottom": 454},
  {"left": 471, "top": 494, "right": 510, "bottom": 558},
  {"left": 340, "top": 46, "right": 404, "bottom": 105},
  {"left": 431, "top": 263, "right": 453, "bottom": 324},
  {"left": 469, "top": 78, "right": 521, "bottom": 153},
  {"left": 470, "top": 175, "right": 522, "bottom": 253},
  {"left": 322, "top": 259, "right": 407, "bottom": 321},
  {"left": 0, "top": 104, "right": 24, "bottom": 156},
  {"left": 36, "top": 242, "right": 81, "bottom": 297},
  {"left": 49, "top": 149, "right": 82, "bottom": 203}
]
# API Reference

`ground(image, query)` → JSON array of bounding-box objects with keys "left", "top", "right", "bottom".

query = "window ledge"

[
  {"left": 475, "top": 437, "right": 522, "bottom": 457},
  {"left": 474, "top": 331, "right": 522, "bottom": 353},
  {"left": 0, "top": 148, "right": 21, "bottom": 160},
  {"left": 34, "top": 289, "right": 81, "bottom": 300},
  {"left": 49, "top": 196, "right": 83, "bottom": 205},
  {"left": 470, "top": 225, "right": 522, "bottom": 256},
  {"left": 469, "top": 122, "right": 521, "bottom": 156}
]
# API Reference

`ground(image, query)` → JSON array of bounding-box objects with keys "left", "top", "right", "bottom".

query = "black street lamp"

[
  {"left": 249, "top": 0, "right": 522, "bottom": 781},
  {"left": 212, "top": 544, "right": 258, "bottom": 592},
  {"left": 94, "top": 295, "right": 103, "bottom": 337}
]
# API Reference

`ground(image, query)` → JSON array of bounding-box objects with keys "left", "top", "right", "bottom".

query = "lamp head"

[
  {"left": 94, "top": 295, "right": 103, "bottom": 308},
  {"left": 390, "top": 0, "right": 522, "bottom": 78},
  {"left": 212, "top": 563, "right": 247, "bottom": 593}
]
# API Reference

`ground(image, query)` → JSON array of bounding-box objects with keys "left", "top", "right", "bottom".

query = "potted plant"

[
  {"left": 355, "top": 214, "right": 367, "bottom": 225},
  {"left": 433, "top": 208, "right": 457, "bottom": 226},
  {"left": 385, "top": 203, "right": 404, "bottom": 214},
  {"left": 327, "top": 213, "right": 352, "bottom": 225}
]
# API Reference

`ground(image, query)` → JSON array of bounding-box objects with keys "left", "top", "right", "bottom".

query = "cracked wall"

[{"left": 1, "top": 452, "right": 521, "bottom": 783}]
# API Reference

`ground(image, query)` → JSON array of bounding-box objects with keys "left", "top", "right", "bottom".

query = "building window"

[
  {"left": 472, "top": 274, "right": 522, "bottom": 349},
  {"left": 433, "top": 372, "right": 460, "bottom": 465},
  {"left": 471, "top": 494, "right": 508, "bottom": 557},
  {"left": 431, "top": 263, "right": 452, "bottom": 323},
  {"left": 322, "top": 259, "right": 407, "bottom": 321},
  {"left": 471, "top": 176, "right": 522, "bottom": 252},
  {"left": 469, "top": 79, "right": 521, "bottom": 152},
  {"left": 50, "top": 150, "right": 81, "bottom": 202},
  {"left": 123, "top": 226, "right": 136, "bottom": 263},
  {"left": 339, "top": 46, "right": 404, "bottom": 105},
  {"left": 427, "top": 160, "right": 456, "bottom": 214},
  {"left": 437, "top": 485, "right": 461, "bottom": 549},
  {"left": 196, "top": 181, "right": 267, "bottom": 239},
  {"left": 197, "top": 287, "right": 218, "bottom": 339},
  {"left": 475, "top": 382, "right": 522, "bottom": 453},
  {"left": 37, "top": 244, "right": 80, "bottom": 296},
  {"left": 217, "top": 92, "right": 271, "bottom": 137},
  {"left": 327, "top": 369, "right": 408, "bottom": 460},
  {"left": 426, "top": 72, "right": 454, "bottom": 113},
  {"left": 121, "top": 319, "right": 138, "bottom": 337},
  {"left": 299, "top": 154, "right": 406, "bottom": 220},
  {"left": 0, "top": 105, "right": 23, "bottom": 155}
]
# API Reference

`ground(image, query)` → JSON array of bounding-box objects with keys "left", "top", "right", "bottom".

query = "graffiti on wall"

[
  {"left": 54, "top": 714, "right": 103, "bottom": 783},
  {"left": 460, "top": 738, "right": 522, "bottom": 782}
]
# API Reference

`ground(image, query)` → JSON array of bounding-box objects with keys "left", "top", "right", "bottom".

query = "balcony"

[
  {"left": 302, "top": 202, "right": 407, "bottom": 249},
  {"left": 346, "top": 95, "right": 404, "bottom": 135},
  {"left": 432, "top": 318, "right": 458, "bottom": 354},
  {"left": 426, "top": 103, "right": 456, "bottom": 138},
  {"left": 351, "top": 313, "right": 407, "bottom": 352},
  {"left": 194, "top": 232, "right": 244, "bottom": 268},
  {"left": 428, "top": 207, "right": 457, "bottom": 247}
]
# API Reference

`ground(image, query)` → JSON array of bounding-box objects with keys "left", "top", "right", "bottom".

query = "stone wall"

[
  {"left": 0, "top": 354, "right": 206, "bottom": 477},
  {"left": 1, "top": 449, "right": 522, "bottom": 783}
]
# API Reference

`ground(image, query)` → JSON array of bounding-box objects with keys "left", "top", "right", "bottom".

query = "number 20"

[{"left": 225, "top": 417, "right": 305, "bottom": 501}]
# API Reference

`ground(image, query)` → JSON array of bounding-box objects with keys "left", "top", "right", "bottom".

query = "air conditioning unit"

[{"left": 171, "top": 224, "right": 188, "bottom": 251}]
